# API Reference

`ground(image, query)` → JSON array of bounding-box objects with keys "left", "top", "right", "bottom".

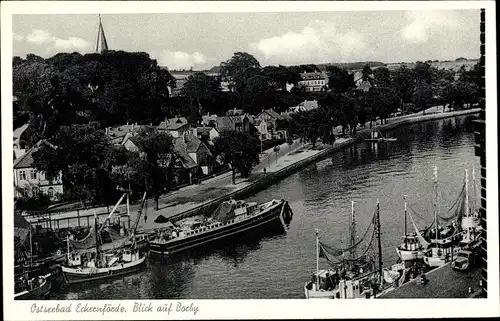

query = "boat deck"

[{"left": 379, "top": 263, "right": 482, "bottom": 298}]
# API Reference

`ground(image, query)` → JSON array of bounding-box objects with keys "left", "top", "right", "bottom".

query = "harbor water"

[{"left": 49, "top": 115, "right": 480, "bottom": 300}]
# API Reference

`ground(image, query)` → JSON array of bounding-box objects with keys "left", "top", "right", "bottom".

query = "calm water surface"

[{"left": 50, "top": 115, "right": 480, "bottom": 299}]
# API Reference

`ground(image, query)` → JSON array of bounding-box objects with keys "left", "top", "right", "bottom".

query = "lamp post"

[{"left": 273, "top": 145, "right": 280, "bottom": 167}]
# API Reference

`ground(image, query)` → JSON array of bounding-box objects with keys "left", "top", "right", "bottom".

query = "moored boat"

[
  {"left": 62, "top": 247, "right": 147, "bottom": 284},
  {"left": 396, "top": 197, "right": 427, "bottom": 261},
  {"left": 149, "top": 198, "right": 292, "bottom": 256},
  {"left": 364, "top": 129, "right": 397, "bottom": 143},
  {"left": 304, "top": 201, "right": 382, "bottom": 299},
  {"left": 14, "top": 273, "right": 52, "bottom": 300}
]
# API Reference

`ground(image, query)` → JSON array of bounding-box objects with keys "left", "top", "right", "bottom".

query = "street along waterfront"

[{"left": 47, "top": 115, "right": 480, "bottom": 299}]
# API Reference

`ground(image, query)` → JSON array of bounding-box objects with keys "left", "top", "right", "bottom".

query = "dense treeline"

[{"left": 13, "top": 50, "right": 480, "bottom": 209}]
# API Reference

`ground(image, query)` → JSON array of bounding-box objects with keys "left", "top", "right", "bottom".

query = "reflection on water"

[{"left": 49, "top": 115, "right": 479, "bottom": 299}]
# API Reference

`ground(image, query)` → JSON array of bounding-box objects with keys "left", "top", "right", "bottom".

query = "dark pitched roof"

[
  {"left": 259, "top": 109, "right": 284, "bottom": 121},
  {"left": 107, "top": 124, "right": 143, "bottom": 144},
  {"left": 196, "top": 127, "right": 216, "bottom": 135},
  {"left": 300, "top": 72, "right": 326, "bottom": 80},
  {"left": 13, "top": 140, "right": 57, "bottom": 169},
  {"left": 159, "top": 117, "right": 189, "bottom": 131},
  {"left": 172, "top": 138, "right": 197, "bottom": 169},
  {"left": 13, "top": 123, "right": 29, "bottom": 146}
]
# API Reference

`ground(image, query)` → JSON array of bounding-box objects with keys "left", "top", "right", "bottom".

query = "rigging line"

[
  {"left": 407, "top": 204, "right": 431, "bottom": 223},
  {"left": 320, "top": 223, "right": 376, "bottom": 258},
  {"left": 318, "top": 203, "right": 377, "bottom": 240},
  {"left": 445, "top": 184, "right": 466, "bottom": 214},
  {"left": 319, "top": 216, "right": 375, "bottom": 254},
  {"left": 340, "top": 228, "right": 377, "bottom": 262}
]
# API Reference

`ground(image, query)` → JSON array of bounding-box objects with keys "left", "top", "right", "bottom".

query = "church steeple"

[{"left": 95, "top": 14, "right": 109, "bottom": 53}]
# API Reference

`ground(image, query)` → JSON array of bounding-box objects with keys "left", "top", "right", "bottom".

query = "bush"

[
  {"left": 15, "top": 193, "right": 52, "bottom": 211},
  {"left": 261, "top": 138, "right": 285, "bottom": 151}
]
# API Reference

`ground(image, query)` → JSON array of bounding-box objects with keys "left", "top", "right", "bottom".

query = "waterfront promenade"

[
  {"left": 27, "top": 108, "right": 480, "bottom": 232},
  {"left": 380, "top": 263, "right": 482, "bottom": 298}
]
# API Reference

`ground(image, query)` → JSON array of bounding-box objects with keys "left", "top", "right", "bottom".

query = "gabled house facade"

[
  {"left": 255, "top": 109, "right": 287, "bottom": 139},
  {"left": 105, "top": 123, "right": 144, "bottom": 145},
  {"left": 158, "top": 117, "right": 191, "bottom": 138},
  {"left": 195, "top": 127, "right": 219, "bottom": 143},
  {"left": 216, "top": 115, "right": 251, "bottom": 133},
  {"left": 299, "top": 71, "right": 328, "bottom": 92},
  {"left": 13, "top": 140, "right": 63, "bottom": 200}
]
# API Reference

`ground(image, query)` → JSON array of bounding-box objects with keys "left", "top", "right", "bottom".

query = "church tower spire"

[{"left": 96, "top": 14, "right": 109, "bottom": 53}]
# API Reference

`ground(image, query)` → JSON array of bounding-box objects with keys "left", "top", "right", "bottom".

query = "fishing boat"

[
  {"left": 423, "top": 167, "right": 461, "bottom": 268},
  {"left": 14, "top": 273, "right": 52, "bottom": 300},
  {"left": 304, "top": 201, "right": 382, "bottom": 299},
  {"left": 459, "top": 168, "right": 481, "bottom": 248},
  {"left": 396, "top": 197, "right": 427, "bottom": 261},
  {"left": 149, "top": 198, "right": 292, "bottom": 255},
  {"left": 61, "top": 193, "right": 148, "bottom": 284},
  {"left": 364, "top": 129, "right": 397, "bottom": 143},
  {"left": 14, "top": 212, "right": 53, "bottom": 299}
]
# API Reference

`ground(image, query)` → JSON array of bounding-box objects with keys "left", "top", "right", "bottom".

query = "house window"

[
  {"left": 32, "top": 186, "right": 39, "bottom": 196},
  {"left": 30, "top": 170, "right": 37, "bottom": 180},
  {"left": 19, "top": 170, "right": 26, "bottom": 181},
  {"left": 48, "top": 187, "right": 54, "bottom": 197}
]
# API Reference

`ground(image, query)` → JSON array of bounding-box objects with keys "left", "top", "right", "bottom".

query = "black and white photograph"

[{"left": 2, "top": 1, "right": 498, "bottom": 320}]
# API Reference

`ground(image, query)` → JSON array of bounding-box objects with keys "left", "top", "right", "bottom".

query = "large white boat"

[
  {"left": 396, "top": 197, "right": 427, "bottom": 261},
  {"left": 459, "top": 168, "right": 481, "bottom": 248},
  {"left": 149, "top": 199, "right": 292, "bottom": 255},
  {"left": 304, "top": 201, "right": 382, "bottom": 299}
]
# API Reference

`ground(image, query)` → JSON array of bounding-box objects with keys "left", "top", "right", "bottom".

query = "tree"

[
  {"left": 392, "top": 65, "right": 415, "bottom": 114},
  {"left": 181, "top": 72, "right": 222, "bottom": 114},
  {"left": 117, "top": 127, "right": 176, "bottom": 210},
  {"left": 32, "top": 122, "right": 116, "bottom": 207},
  {"left": 413, "top": 82, "right": 433, "bottom": 114},
  {"left": 241, "top": 74, "right": 275, "bottom": 115},
  {"left": 361, "top": 65, "right": 373, "bottom": 84},
  {"left": 373, "top": 67, "right": 392, "bottom": 88},
  {"left": 326, "top": 66, "right": 356, "bottom": 93},
  {"left": 220, "top": 52, "right": 261, "bottom": 93},
  {"left": 213, "top": 130, "right": 260, "bottom": 184}
]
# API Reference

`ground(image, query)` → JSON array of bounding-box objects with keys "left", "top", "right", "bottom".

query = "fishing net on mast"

[
  {"left": 318, "top": 206, "right": 378, "bottom": 268},
  {"left": 212, "top": 201, "right": 237, "bottom": 222}
]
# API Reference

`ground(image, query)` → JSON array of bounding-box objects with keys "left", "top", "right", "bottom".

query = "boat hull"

[
  {"left": 396, "top": 247, "right": 425, "bottom": 261},
  {"left": 62, "top": 254, "right": 147, "bottom": 284},
  {"left": 304, "top": 282, "right": 335, "bottom": 299},
  {"left": 14, "top": 278, "right": 52, "bottom": 300},
  {"left": 150, "top": 200, "right": 285, "bottom": 255}
]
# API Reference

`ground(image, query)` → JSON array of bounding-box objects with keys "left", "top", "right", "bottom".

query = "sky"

[{"left": 12, "top": 10, "right": 481, "bottom": 70}]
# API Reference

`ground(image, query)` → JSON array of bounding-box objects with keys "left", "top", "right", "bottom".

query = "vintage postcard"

[{"left": 2, "top": 1, "right": 499, "bottom": 320}]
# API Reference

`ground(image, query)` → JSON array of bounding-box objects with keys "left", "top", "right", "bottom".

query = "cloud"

[
  {"left": 250, "top": 20, "right": 367, "bottom": 65},
  {"left": 154, "top": 50, "right": 208, "bottom": 70},
  {"left": 402, "top": 11, "right": 459, "bottom": 44},
  {"left": 23, "top": 29, "right": 91, "bottom": 53},
  {"left": 13, "top": 33, "right": 24, "bottom": 41}
]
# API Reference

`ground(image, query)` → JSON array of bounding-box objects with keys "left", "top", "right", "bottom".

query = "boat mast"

[
  {"left": 376, "top": 199, "right": 383, "bottom": 285},
  {"left": 465, "top": 169, "right": 470, "bottom": 217},
  {"left": 350, "top": 201, "right": 356, "bottom": 261},
  {"left": 434, "top": 166, "right": 438, "bottom": 243},
  {"left": 94, "top": 212, "right": 100, "bottom": 264},
  {"left": 29, "top": 225, "right": 33, "bottom": 267},
  {"left": 315, "top": 229, "right": 320, "bottom": 288},
  {"left": 403, "top": 195, "right": 408, "bottom": 236},
  {"left": 472, "top": 166, "right": 476, "bottom": 211},
  {"left": 66, "top": 234, "right": 70, "bottom": 261}
]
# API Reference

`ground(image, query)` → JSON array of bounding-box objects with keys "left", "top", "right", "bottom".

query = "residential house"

[
  {"left": 254, "top": 118, "right": 271, "bottom": 141},
  {"left": 299, "top": 71, "right": 328, "bottom": 92},
  {"left": 195, "top": 126, "right": 219, "bottom": 143},
  {"left": 13, "top": 123, "right": 30, "bottom": 160},
  {"left": 255, "top": 108, "right": 287, "bottom": 139},
  {"left": 226, "top": 108, "right": 245, "bottom": 116},
  {"left": 216, "top": 114, "right": 251, "bottom": 133},
  {"left": 158, "top": 117, "right": 191, "bottom": 138},
  {"left": 122, "top": 130, "right": 214, "bottom": 182},
  {"left": 105, "top": 123, "right": 144, "bottom": 145},
  {"left": 13, "top": 140, "right": 63, "bottom": 200},
  {"left": 284, "top": 100, "right": 319, "bottom": 114},
  {"left": 201, "top": 113, "right": 218, "bottom": 127}
]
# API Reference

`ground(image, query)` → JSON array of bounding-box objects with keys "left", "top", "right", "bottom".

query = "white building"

[
  {"left": 13, "top": 140, "right": 63, "bottom": 200},
  {"left": 299, "top": 71, "right": 328, "bottom": 92}
]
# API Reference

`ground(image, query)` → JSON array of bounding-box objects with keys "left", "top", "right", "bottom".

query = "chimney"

[
  {"left": 207, "top": 112, "right": 210, "bottom": 117},
  {"left": 131, "top": 123, "right": 134, "bottom": 131}
]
